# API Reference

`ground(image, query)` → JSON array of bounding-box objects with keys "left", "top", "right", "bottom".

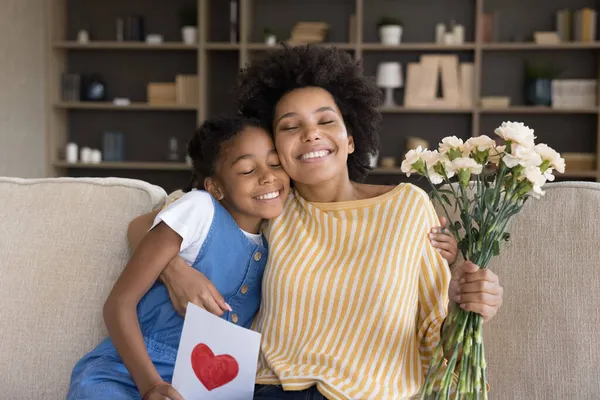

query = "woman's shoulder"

[{"left": 356, "top": 182, "right": 429, "bottom": 203}]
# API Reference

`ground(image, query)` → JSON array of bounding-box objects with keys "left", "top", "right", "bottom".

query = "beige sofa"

[{"left": 1, "top": 177, "right": 599, "bottom": 399}]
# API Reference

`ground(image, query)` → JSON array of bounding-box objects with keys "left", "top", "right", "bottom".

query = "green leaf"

[
  {"left": 441, "top": 194, "right": 452, "bottom": 206},
  {"left": 492, "top": 240, "right": 500, "bottom": 256},
  {"left": 453, "top": 221, "right": 462, "bottom": 232}
]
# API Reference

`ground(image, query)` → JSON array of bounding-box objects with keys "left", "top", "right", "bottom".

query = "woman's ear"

[
  {"left": 347, "top": 135, "right": 355, "bottom": 155},
  {"left": 204, "top": 177, "right": 224, "bottom": 200}
]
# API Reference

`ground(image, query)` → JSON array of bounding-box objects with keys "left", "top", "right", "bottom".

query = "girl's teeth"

[
  {"left": 256, "top": 191, "right": 280, "bottom": 200},
  {"left": 301, "top": 150, "right": 329, "bottom": 160}
]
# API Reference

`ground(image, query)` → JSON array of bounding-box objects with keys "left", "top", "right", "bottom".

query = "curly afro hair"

[
  {"left": 185, "top": 114, "right": 263, "bottom": 191},
  {"left": 235, "top": 44, "right": 381, "bottom": 182}
]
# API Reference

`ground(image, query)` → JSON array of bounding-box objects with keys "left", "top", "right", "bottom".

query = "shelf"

[
  {"left": 204, "top": 42, "right": 241, "bottom": 50},
  {"left": 362, "top": 43, "right": 476, "bottom": 51},
  {"left": 378, "top": 106, "right": 473, "bottom": 114},
  {"left": 482, "top": 42, "right": 600, "bottom": 51},
  {"left": 53, "top": 41, "right": 198, "bottom": 51},
  {"left": 53, "top": 161, "right": 191, "bottom": 171},
  {"left": 557, "top": 170, "right": 598, "bottom": 178},
  {"left": 246, "top": 42, "right": 356, "bottom": 50},
  {"left": 369, "top": 168, "right": 598, "bottom": 179},
  {"left": 479, "top": 106, "right": 598, "bottom": 114},
  {"left": 54, "top": 102, "right": 198, "bottom": 111},
  {"left": 370, "top": 168, "right": 404, "bottom": 175}
]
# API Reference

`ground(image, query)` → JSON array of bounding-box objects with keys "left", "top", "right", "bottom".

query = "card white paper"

[{"left": 172, "top": 303, "right": 261, "bottom": 400}]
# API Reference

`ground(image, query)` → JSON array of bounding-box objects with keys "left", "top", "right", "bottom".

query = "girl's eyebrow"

[{"left": 231, "top": 149, "right": 277, "bottom": 165}]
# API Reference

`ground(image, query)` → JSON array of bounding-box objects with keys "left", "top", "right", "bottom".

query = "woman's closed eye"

[
  {"left": 319, "top": 120, "right": 334, "bottom": 125},
  {"left": 240, "top": 169, "right": 255, "bottom": 176}
]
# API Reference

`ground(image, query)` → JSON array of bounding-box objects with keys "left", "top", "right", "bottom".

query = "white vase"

[
  {"left": 379, "top": 25, "right": 403, "bottom": 45},
  {"left": 265, "top": 35, "right": 277, "bottom": 46},
  {"left": 181, "top": 26, "right": 197, "bottom": 44}
]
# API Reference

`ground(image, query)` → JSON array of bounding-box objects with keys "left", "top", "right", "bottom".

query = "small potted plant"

[
  {"left": 524, "top": 61, "right": 560, "bottom": 106},
  {"left": 263, "top": 28, "right": 277, "bottom": 46},
  {"left": 377, "top": 16, "right": 403, "bottom": 45},
  {"left": 179, "top": 5, "right": 198, "bottom": 44}
]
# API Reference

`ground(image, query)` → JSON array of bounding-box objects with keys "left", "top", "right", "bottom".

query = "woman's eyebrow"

[{"left": 276, "top": 112, "right": 296, "bottom": 124}]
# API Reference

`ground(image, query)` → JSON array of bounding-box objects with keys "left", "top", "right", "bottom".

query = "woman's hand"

[
  {"left": 430, "top": 216, "right": 458, "bottom": 265},
  {"left": 449, "top": 261, "right": 503, "bottom": 323},
  {"left": 159, "top": 256, "right": 232, "bottom": 316},
  {"left": 144, "top": 383, "right": 184, "bottom": 400}
]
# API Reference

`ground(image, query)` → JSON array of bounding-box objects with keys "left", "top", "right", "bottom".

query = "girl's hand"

[
  {"left": 144, "top": 383, "right": 184, "bottom": 400},
  {"left": 160, "top": 256, "right": 232, "bottom": 316},
  {"left": 429, "top": 216, "right": 458, "bottom": 264}
]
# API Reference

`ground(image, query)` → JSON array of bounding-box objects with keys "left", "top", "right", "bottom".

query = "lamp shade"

[{"left": 376, "top": 62, "right": 403, "bottom": 89}]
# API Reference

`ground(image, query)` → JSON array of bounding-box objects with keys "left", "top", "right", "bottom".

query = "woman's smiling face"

[{"left": 272, "top": 86, "right": 355, "bottom": 185}]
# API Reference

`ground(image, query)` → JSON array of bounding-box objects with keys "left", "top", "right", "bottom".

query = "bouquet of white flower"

[{"left": 401, "top": 121, "right": 565, "bottom": 399}]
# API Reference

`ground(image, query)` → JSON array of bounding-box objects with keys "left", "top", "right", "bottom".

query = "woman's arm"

[{"left": 104, "top": 222, "right": 183, "bottom": 396}]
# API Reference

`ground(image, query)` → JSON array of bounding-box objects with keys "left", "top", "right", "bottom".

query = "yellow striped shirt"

[{"left": 253, "top": 183, "right": 450, "bottom": 399}]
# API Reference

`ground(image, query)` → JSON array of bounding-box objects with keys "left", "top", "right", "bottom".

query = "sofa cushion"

[
  {"left": 0, "top": 177, "right": 166, "bottom": 398},
  {"left": 434, "top": 181, "right": 600, "bottom": 399}
]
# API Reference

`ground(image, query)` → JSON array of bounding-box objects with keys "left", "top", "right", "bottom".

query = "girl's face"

[
  {"left": 208, "top": 126, "right": 290, "bottom": 224},
  {"left": 272, "top": 87, "right": 354, "bottom": 186}
]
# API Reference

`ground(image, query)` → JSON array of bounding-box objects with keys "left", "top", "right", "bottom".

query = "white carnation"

[
  {"left": 494, "top": 121, "right": 536, "bottom": 148},
  {"left": 439, "top": 136, "right": 465, "bottom": 154},
  {"left": 535, "top": 143, "right": 565, "bottom": 173},
  {"left": 524, "top": 165, "right": 547, "bottom": 198},
  {"left": 503, "top": 145, "right": 542, "bottom": 168},
  {"left": 401, "top": 146, "right": 426, "bottom": 176},
  {"left": 448, "top": 157, "right": 483, "bottom": 175},
  {"left": 465, "top": 135, "right": 496, "bottom": 153}
]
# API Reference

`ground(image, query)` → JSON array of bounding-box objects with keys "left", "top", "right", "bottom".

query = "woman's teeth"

[
  {"left": 255, "top": 191, "right": 280, "bottom": 201},
  {"left": 300, "top": 150, "right": 329, "bottom": 160}
]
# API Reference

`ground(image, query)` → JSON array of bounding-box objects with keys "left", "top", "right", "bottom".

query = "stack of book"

[
  {"left": 61, "top": 73, "right": 81, "bottom": 102},
  {"left": 289, "top": 22, "right": 329, "bottom": 44},
  {"left": 557, "top": 8, "right": 597, "bottom": 42},
  {"left": 175, "top": 75, "right": 199, "bottom": 106},
  {"left": 147, "top": 83, "right": 176, "bottom": 105}
]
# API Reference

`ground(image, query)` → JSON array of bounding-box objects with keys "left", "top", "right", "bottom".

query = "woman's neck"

[{"left": 294, "top": 175, "right": 358, "bottom": 203}]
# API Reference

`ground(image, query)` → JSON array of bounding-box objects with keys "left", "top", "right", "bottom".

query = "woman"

[{"left": 130, "top": 45, "right": 503, "bottom": 399}]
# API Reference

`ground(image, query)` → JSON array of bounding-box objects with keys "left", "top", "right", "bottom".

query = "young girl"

[{"left": 67, "top": 115, "right": 290, "bottom": 400}]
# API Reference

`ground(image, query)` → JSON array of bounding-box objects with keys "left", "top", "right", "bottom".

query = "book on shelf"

[
  {"left": 571, "top": 8, "right": 596, "bottom": 41},
  {"left": 556, "top": 9, "right": 572, "bottom": 41},
  {"left": 230, "top": 0, "right": 239, "bottom": 43},
  {"left": 175, "top": 75, "right": 199, "bottom": 106},
  {"left": 61, "top": 73, "right": 81, "bottom": 102}
]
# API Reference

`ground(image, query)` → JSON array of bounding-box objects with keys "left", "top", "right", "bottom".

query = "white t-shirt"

[{"left": 151, "top": 190, "right": 263, "bottom": 265}]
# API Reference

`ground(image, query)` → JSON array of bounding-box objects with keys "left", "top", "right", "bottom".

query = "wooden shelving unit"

[
  {"left": 53, "top": 41, "right": 198, "bottom": 51},
  {"left": 54, "top": 102, "right": 198, "bottom": 111},
  {"left": 53, "top": 161, "right": 191, "bottom": 171},
  {"left": 45, "top": 0, "right": 600, "bottom": 191}
]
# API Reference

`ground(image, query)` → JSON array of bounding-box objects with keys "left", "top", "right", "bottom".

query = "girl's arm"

[
  {"left": 127, "top": 209, "right": 160, "bottom": 253},
  {"left": 127, "top": 206, "right": 230, "bottom": 316},
  {"left": 104, "top": 221, "right": 182, "bottom": 395}
]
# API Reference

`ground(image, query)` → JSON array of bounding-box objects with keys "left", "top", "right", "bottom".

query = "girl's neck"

[
  {"left": 294, "top": 174, "right": 358, "bottom": 203},
  {"left": 219, "top": 201, "right": 263, "bottom": 234}
]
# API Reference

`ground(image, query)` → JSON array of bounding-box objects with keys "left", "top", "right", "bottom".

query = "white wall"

[{"left": 0, "top": 0, "right": 45, "bottom": 177}]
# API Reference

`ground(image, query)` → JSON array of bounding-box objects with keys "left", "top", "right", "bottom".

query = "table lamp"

[{"left": 377, "top": 62, "right": 403, "bottom": 108}]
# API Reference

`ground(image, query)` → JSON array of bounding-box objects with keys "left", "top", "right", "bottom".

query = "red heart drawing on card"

[{"left": 191, "top": 343, "right": 239, "bottom": 391}]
